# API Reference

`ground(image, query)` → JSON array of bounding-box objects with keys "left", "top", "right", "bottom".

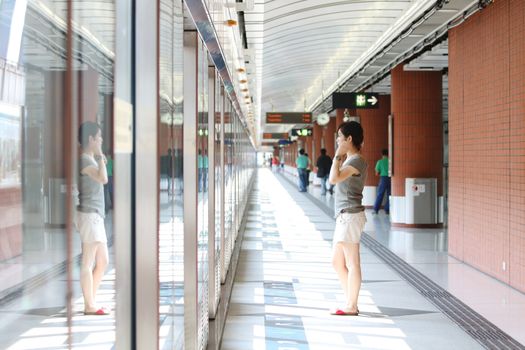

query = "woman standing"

[
  {"left": 328, "top": 121, "right": 367, "bottom": 315},
  {"left": 76, "top": 121, "right": 110, "bottom": 315}
]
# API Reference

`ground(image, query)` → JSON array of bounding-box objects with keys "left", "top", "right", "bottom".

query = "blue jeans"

[
  {"left": 319, "top": 175, "right": 333, "bottom": 195},
  {"left": 198, "top": 168, "right": 208, "bottom": 192},
  {"left": 374, "top": 176, "right": 391, "bottom": 212},
  {"left": 297, "top": 168, "right": 307, "bottom": 191}
]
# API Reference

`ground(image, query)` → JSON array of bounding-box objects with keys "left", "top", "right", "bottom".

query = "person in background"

[
  {"left": 272, "top": 155, "right": 280, "bottom": 172},
  {"left": 76, "top": 121, "right": 110, "bottom": 316},
  {"left": 173, "top": 148, "right": 183, "bottom": 194},
  {"left": 316, "top": 148, "right": 334, "bottom": 195},
  {"left": 295, "top": 149, "right": 309, "bottom": 192},
  {"left": 198, "top": 149, "right": 204, "bottom": 192},
  {"left": 203, "top": 149, "right": 209, "bottom": 192},
  {"left": 304, "top": 152, "right": 312, "bottom": 190},
  {"left": 373, "top": 149, "right": 390, "bottom": 215},
  {"left": 328, "top": 121, "right": 367, "bottom": 316},
  {"left": 104, "top": 153, "right": 113, "bottom": 212},
  {"left": 166, "top": 148, "right": 174, "bottom": 194}
]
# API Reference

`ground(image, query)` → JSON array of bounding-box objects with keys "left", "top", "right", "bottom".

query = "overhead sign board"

[
  {"left": 263, "top": 133, "right": 289, "bottom": 139},
  {"left": 266, "top": 112, "right": 312, "bottom": 124},
  {"left": 332, "top": 92, "right": 379, "bottom": 109},
  {"left": 278, "top": 139, "right": 293, "bottom": 145},
  {"left": 290, "top": 128, "right": 313, "bottom": 137}
]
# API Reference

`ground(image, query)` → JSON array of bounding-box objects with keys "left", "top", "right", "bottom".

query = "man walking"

[
  {"left": 315, "top": 148, "right": 334, "bottom": 195},
  {"left": 295, "top": 149, "right": 309, "bottom": 192},
  {"left": 373, "top": 149, "right": 390, "bottom": 214}
]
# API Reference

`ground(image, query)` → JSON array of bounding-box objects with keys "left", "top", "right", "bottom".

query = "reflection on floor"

[
  {"left": 283, "top": 167, "right": 525, "bottom": 347},
  {"left": 0, "top": 265, "right": 115, "bottom": 349},
  {"left": 2, "top": 168, "right": 524, "bottom": 349},
  {"left": 221, "top": 168, "right": 525, "bottom": 349},
  {"left": 0, "top": 214, "right": 116, "bottom": 350}
]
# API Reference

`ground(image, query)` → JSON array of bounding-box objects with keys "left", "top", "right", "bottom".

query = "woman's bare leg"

[
  {"left": 92, "top": 242, "right": 109, "bottom": 303},
  {"left": 332, "top": 242, "right": 349, "bottom": 300},
  {"left": 80, "top": 242, "right": 99, "bottom": 312},
  {"left": 341, "top": 242, "right": 361, "bottom": 311}
]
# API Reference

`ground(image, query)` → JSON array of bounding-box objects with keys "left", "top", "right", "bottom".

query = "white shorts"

[
  {"left": 333, "top": 211, "right": 366, "bottom": 245},
  {"left": 76, "top": 211, "right": 107, "bottom": 243}
]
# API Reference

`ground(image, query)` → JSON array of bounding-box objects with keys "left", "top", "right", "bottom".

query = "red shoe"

[
  {"left": 84, "top": 308, "right": 110, "bottom": 316},
  {"left": 330, "top": 308, "right": 359, "bottom": 316}
]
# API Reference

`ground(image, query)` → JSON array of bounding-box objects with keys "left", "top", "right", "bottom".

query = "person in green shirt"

[
  {"left": 104, "top": 153, "right": 113, "bottom": 212},
  {"left": 295, "top": 148, "right": 309, "bottom": 192},
  {"left": 373, "top": 149, "right": 390, "bottom": 214}
]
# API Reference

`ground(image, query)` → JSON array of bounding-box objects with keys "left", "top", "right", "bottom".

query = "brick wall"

[
  {"left": 390, "top": 65, "right": 443, "bottom": 197},
  {"left": 448, "top": 0, "right": 525, "bottom": 292},
  {"left": 359, "top": 95, "right": 390, "bottom": 186},
  {"left": 323, "top": 117, "right": 336, "bottom": 158},
  {"left": 313, "top": 123, "right": 322, "bottom": 166}
]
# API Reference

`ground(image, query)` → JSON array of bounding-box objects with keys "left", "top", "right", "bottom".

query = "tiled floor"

[
  {"left": 285, "top": 167, "right": 525, "bottom": 347},
  {"left": 2, "top": 168, "right": 524, "bottom": 349},
  {"left": 221, "top": 168, "right": 525, "bottom": 349},
  {"left": 0, "top": 265, "right": 116, "bottom": 350}
]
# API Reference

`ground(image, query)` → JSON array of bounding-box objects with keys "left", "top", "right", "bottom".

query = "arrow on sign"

[{"left": 367, "top": 96, "right": 378, "bottom": 105}]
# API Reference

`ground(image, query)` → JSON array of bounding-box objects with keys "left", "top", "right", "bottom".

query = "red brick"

[{"left": 449, "top": 0, "right": 525, "bottom": 292}]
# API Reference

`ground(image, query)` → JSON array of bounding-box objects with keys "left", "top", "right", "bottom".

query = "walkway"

[{"left": 221, "top": 168, "right": 525, "bottom": 350}]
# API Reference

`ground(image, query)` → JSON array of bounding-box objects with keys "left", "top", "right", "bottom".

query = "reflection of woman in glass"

[{"left": 76, "top": 122, "right": 109, "bottom": 315}]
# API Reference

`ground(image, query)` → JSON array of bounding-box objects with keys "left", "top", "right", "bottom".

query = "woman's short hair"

[
  {"left": 78, "top": 121, "right": 100, "bottom": 148},
  {"left": 337, "top": 121, "right": 364, "bottom": 150}
]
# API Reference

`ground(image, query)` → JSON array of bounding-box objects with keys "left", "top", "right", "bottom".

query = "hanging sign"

[{"left": 332, "top": 92, "right": 379, "bottom": 109}]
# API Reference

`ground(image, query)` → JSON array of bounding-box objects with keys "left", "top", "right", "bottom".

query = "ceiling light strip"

[
  {"left": 348, "top": 1, "right": 489, "bottom": 97},
  {"left": 308, "top": 0, "right": 438, "bottom": 112},
  {"left": 310, "top": 0, "right": 490, "bottom": 114},
  {"left": 184, "top": 0, "right": 254, "bottom": 140}
]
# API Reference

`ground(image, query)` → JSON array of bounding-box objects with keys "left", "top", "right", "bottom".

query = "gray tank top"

[
  {"left": 334, "top": 154, "right": 368, "bottom": 216},
  {"left": 77, "top": 153, "right": 105, "bottom": 217}
]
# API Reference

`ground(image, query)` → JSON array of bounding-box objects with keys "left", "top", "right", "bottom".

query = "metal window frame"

[
  {"left": 183, "top": 29, "right": 199, "bottom": 350},
  {"left": 114, "top": 0, "right": 134, "bottom": 348},
  {"left": 135, "top": 0, "right": 160, "bottom": 348},
  {"left": 207, "top": 65, "right": 219, "bottom": 318}
]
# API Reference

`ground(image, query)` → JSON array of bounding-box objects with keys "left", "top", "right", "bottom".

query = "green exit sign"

[
  {"left": 332, "top": 92, "right": 379, "bottom": 109},
  {"left": 290, "top": 128, "right": 313, "bottom": 137}
]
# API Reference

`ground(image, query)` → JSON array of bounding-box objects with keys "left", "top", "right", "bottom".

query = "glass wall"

[
  {"left": 158, "top": 0, "right": 184, "bottom": 348},
  {"left": 0, "top": 0, "right": 124, "bottom": 348},
  {"left": 0, "top": 1, "right": 255, "bottom": 348},
  {"left": 71, "top": 0, "right": 117, "bottom": 346},
  {"left": 222, "top": 99, "right": 234, "bottom": 278},
  {"left": 210, "top": 72, "right": 222, "bottom": 316},
  {"left": 0, "top": 2, "right": 67, "bottom": 348},
  {"left": 196, "top": 39, "right": 209, "bottom": 350}
]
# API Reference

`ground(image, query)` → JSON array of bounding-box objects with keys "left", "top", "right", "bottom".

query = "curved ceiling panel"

[{"left": 260, "top": 0, "right": 417, "bottom": 114}]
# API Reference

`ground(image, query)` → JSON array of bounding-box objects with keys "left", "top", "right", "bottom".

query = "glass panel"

[
  {"left": 0, "top": 1, "right": 70, "bottom": 348},
  {"left": 219, "top": 85, "right": 227, "bottom": 282},
  {"left": 213, "top": 75, "right": 222, "bottom": 308},
  {"left": 71, "top": 0, "right": 116, "bottom": 347},
  {"left": 158, "top": 0, "right": 184, "bottom": 348},
  {"left": 223, "top": 99, "right": 233, "bottom": 274},
  {"left": 197, "top": 39, "right": 209, "bottom": 349}
]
